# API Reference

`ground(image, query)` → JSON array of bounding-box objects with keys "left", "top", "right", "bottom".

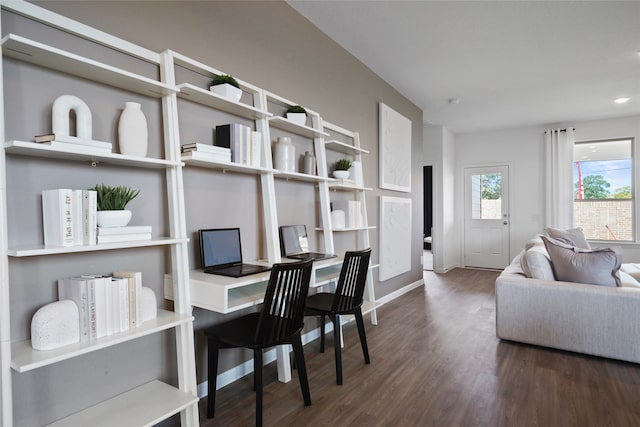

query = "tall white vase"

[
  {"left": 118, "top": 102, "right": 148, "bottom": 157},
  {"left": 273, "top": 137, "right": 296, "bottom": 172}
]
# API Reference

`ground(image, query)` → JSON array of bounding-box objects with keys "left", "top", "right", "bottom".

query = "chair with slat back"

[
  {"left": 205, "top": 259, "right": 313, "bottom": 426},
  {"left": 305, "top": 248, "right": 372, "bottom": 385}
]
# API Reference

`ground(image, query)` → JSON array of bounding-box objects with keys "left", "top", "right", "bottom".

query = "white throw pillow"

[{"left": 520, "top": 245, "right": 555, "bottom": 281}]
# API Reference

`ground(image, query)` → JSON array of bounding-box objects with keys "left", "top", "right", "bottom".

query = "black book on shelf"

[{"left": 214, "top": 124, "right": 233, "bottom": 149}]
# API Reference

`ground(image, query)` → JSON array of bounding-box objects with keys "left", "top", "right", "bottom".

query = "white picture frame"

[
  {"left": 379, "top": 196, "right": 412, "bottom": 281},
  {"left": 379, "top": 102, "right": 411, "bottom": 192}
]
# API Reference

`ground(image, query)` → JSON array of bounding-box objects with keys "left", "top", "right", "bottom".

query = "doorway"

[
  {"left": 463, "top": 165, "right": 510, "bottom": 269},
  {"left": 423, "top": 165, "right": 433, "bottom": 271}
]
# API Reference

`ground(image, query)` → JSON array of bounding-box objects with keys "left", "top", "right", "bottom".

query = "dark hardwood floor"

[{"left": 199, "top": 268, "right": 640, "bottom": 426}]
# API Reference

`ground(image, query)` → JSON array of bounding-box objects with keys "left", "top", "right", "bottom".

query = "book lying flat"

[
  {"left": 35, "top": 140, "right": 112, "bottom": 153},
  {"left": 181, "top": 150, "right": 231, "bottom": 163},
  {"left": 181, "top": 143, "right": 230, "bottom": 155},
  {"left": 97, "top": 233, "right": 152, "bottom": 244},
  {"left": 97, "top": 225, "right": 152, "bottom": 236},
  {"left": 54, "top": 135, "right": 112, "bottom": 150}
]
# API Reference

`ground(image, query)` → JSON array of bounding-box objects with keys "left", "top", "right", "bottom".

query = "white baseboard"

[{"left": 197, "top": 278, "right": 424, "bottom": 398}]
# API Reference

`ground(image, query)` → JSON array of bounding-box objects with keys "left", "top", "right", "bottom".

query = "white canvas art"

[
  {"left": 379, "top": 102, "right": 411, "bottom": 192},
  {"left": 379, "top": 196, "right": 412, "bottom": 281}
]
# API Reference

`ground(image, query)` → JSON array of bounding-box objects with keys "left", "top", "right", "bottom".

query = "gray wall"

[{"left": 5, "top": 2, "right": 423, "bottom": 425}]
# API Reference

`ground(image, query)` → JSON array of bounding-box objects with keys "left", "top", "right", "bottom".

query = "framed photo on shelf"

[{"left": 379, "top": 102, "right": 411, "bottom": 193}]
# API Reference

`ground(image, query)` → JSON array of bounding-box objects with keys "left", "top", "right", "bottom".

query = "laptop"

[
  {"left": 279, "top": 225, "right": 337, "bottom": 262},
  {"left": 199, "top": 228, "right": 271, "bottom": 278}
]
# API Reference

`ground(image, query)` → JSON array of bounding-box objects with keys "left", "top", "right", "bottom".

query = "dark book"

[
  {"left": 34, "top": 133, "right": 55, "bottom": 143},
  {"left": 214, "top": 124, "right": 232, "bottom": 149}
]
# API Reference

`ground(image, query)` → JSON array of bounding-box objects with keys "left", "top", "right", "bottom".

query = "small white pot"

[
  {"left": 210, "top": 83, "right": 242, "bottom": 102},
  {"left": 97, "top": 210, "right": 132, "bottom": 228},
  {"left": 286, "top": 113, "right": 306, "bottom": 126},
  {"left": 333, "top": 170, "right": 350, "bottom": 179}
]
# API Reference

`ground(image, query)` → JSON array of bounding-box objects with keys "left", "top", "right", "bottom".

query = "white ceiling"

[{"left": 288, "top": 1, "right": 640, "bottom": 134}]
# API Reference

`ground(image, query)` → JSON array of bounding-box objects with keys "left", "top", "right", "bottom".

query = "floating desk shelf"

[
  {"left": 7, "top": 237, "right": 186, "bottom": 257},
  {"left": 268, "top": 116, "right": 329, "bottom": 138},
  {"left": 181, "top": 153, "right": 276, "bottom": 175},
  {"left": 176, "top": 83, "right": 272, "bottom": 119},
  {"left": 11, "top": 310, "right": 192, "bottom": 372},
  {"left": 47, "top": 380, "right": 198, "bottom": 427},
  {"left": 324, "top": 139, "right": 369, "bottom": 155},
  {"left": 5, "top": 141, "right": 181, "bottom": 168},
  {"left": 1, "top": 34, "right": 178, "bottom": 97}
]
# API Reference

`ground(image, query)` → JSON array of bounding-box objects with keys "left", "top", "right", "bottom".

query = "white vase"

[
  {"left": 286, "top": 113, "right": 306, "bottom": 126},
  {"left": 97, "top": 210, "right": 132, "bottom": 228},
  {"left": 118, "top": 102, "right": 148, "bottom": 157},
  {"left": 210, "top": 83, "right": 242, "bottom": 102},
  {"left": 273, "top": 137, "right": 296, "bottom": 172},
  {"left": 333, "top": 170, "right": 350, "bottom": 179}
]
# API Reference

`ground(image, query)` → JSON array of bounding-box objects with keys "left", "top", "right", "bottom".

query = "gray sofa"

[{"left": 496, "top": 236, "right": 640, "bottom": 364}]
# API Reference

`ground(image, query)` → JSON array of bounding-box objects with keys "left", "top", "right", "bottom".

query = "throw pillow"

[
  {"left": 520, "top": 245, "right": 555, "bottom": 281},
  {"left": 545, "top": 227, "right": 591, "bottom": 249},
  {"left": 540, "top": 236, "right": 621, "bottom": 287}
]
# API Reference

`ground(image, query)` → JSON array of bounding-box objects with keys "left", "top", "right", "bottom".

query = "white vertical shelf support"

[{"left": 313, "top": 115, "right": 335, "bottom": 255}]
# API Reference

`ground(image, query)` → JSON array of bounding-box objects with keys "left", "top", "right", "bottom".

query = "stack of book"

[
  {"left": 34, "top": 133, "right": 112, "bottom": 153},
  {"left": 331, "top": 200, "right": 365, "bottom": 228},
  {"left": 181, "top": 143, "right": 231, "bottom": 163},
  {"left": 42, "top": 189, "right": 97, "bottom": 247},
  {"left": 96, "top": 225, "right": 152, "bottom": 244},
  {"left": 215, "top": 123, "right": 262, "bottom": 167},
  {"left": 57, "top": 271, "right": 144, "bottom": 340}
]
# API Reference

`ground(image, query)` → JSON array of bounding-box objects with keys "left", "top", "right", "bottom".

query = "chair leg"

[
  {"left": 207, "top": 340, "right": 220, "bottom": 418},
  {"left": 292, "top": 334, "right": 312, "bottom": 406},
  {"left": 320, "top": 314, "right": 326, "bottom": 353},
  {"left": 331, "top": 314, "right": 343, "bottom": 385},
  {"left": 254, "top": 349, "right": 263, "bottom": 427},
  {"left": 354, "top": 308, "right": 370, "bottom": 364}
]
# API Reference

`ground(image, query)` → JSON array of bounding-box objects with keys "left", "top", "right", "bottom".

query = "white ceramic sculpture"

[
  {"left": 52, "top": 95, "right": 92, "bottom": 140},
  {"left": 140, "top": 287, "right": 157, "bottom": 322},
  {"left": 331, "top": 210, "right": 346, "bottom": 229},
  {"left": 118, "top": 102, "right": 148, "bottom": 157},
  {"left": 31, "top": 300, "right": 80, "bottom": 351}
]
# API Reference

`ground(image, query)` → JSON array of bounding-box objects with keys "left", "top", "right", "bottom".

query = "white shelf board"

[
  {"left": 328, "top": 182, "right": 372, "bottom": 191},
  {"left": 2, "top": 34, "right": 177, "bottom": 97},
  {"left": 8, "top": 237, "right": 186, "bottom": 257},
  {"left": 46, "top": 380, "right": 197, "bottom": 427},
  {"left": 181, "top": 153, "right": 276, "bottom": 175},
  {"left": 176, "top": 83, "right": 271, "bottom": 119},
  {"left": 11, "top": 310, "right": 193, "bottom": 372},
  {"left": 275, "top": 170, "right": 332, "bottom": 183},
  {"left": 5, "top": 141, "right": 180, "bottom": 168},
  {"left": 324, "top": 139, "right": 369, "bottom": 155},
  {"left": 315, "top": 226, "right": 377, "bottom": 232},
  {"left": 268, "top": 116, "right": 329, "bottom": 138}
]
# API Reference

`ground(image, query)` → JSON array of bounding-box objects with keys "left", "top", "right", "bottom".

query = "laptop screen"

[
  {"left": 280, "top": 225, "right": 310, "bottom": 256},
  {"left": 199, "top": 228, "right": 242, "bottom": 269}
]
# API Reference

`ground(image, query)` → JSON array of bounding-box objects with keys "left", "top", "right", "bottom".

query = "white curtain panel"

[{"left": 544, "top": 128, "right": 575, "bottom": 229}]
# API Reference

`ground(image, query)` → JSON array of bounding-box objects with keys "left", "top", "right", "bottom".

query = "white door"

[{"left": 464, "top": 165, "right": 510, "bottom": 269}]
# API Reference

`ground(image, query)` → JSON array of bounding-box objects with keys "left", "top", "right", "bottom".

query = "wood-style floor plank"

[{"left": 200, "top": 268, "right": 640, "bottom": 426}]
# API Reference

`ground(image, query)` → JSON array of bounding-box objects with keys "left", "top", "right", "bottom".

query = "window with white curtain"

[{"left": 573, "top": 138, "right": 634, "bottom": 242}]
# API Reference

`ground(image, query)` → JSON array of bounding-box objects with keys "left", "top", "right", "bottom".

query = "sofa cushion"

[
  {"left": 619, "top": 271, "right": 640, "bottom": 288},
  {"left": 524, "top": 234, "right": 545, "bottom": 251},
  {"left": 545, "top": 227, "right": 590, "bottom": 249},
  {"left": 541, "top": 236, "right": 621, "bottom": 287},
  {"left": 520, "top": 244, "right": 555, "bottom": 281}
]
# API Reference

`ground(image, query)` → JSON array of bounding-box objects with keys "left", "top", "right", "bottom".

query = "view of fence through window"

[
  {"left": 471, "top": 173, "right": 502, "bottom": 220},
  {"left": 573, "top": 139, "right": 634, "bottom": 241}
]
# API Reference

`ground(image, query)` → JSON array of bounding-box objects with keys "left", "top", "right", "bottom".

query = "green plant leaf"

[{"left": 90, "top": 184, "right": 140, "bottom": 211}]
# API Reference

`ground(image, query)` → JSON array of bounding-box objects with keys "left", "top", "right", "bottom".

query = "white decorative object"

[
  {"left": 286, "top": 113, "right": 306, "bottom": 126},
  {"left": 303, "top": 151, "right": 316, "bottom": 175},
  {"left": 331, "top": 210, "right": 346, "bottom": 229},
  {"left": 333, "top": 170, "right": 350, "bottom": 179},
  {"left": 379, "top": 196, "right": 412, "bottom": 281},
  {"left": 31, "top": 300, "right": 80, "bottom": 351},
  {"left": 140, "top": 287, "right": 157, "bottom": 322},
  {"left": 379, "top": 102, "right": 412, "bottom": 192},
  {"left": 210, "top": 83, "right": 242, "bottom": 102},
  {"left": 351, "top": 161, "right": 364, "bottom": 187},
  {"left": 52, "top": 95, "right": 93, "bottom": 140},
  {"left": 273, "top": 137, "right": 296, "bottom": 172},
  {"left": 118, "top": 102, "right": 148, "bottom": 157},
  {"left": 96, "top": 210, "right": 132, "bottom": 228}
]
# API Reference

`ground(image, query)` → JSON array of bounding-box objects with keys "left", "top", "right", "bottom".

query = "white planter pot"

[
  {"left": 333, "top": 170, "right": 350, "bottom": 179},
  {"left": 97, "top": 210, "right": 132, "bottom": 228},
  {"left": 286, "top": 113, "right": 306, "bottom": 126},
  {"left": 210, "top": 83, "right": 242, "bottom": 102},
  {"left": 118, "top": 102, "right": 148, "bottom": 157}
]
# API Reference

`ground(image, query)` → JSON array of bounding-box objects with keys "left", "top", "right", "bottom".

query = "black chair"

[
  {"left": 304, "top": 248, "right": 372, "bottom": 385},
  {"left": 205, "top": 259, "right": 313, "bottom": 426}
]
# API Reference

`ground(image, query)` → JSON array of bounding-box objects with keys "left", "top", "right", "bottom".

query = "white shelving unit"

[{"left": 0, "top": 3, "right": 199, "bottom": 426}]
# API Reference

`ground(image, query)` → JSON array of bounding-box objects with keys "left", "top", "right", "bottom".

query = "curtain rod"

[{"left": 545, "top": 128, "right": 576, "bottom": 133}]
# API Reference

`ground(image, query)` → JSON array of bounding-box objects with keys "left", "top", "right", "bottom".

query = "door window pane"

[{"left": 471, "top": 173, "right": 502, "bottom": 220}]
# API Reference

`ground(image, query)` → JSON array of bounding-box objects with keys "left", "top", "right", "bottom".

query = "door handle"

[{"left": 503, "top": 221, "right": 508, "bottom": 225}]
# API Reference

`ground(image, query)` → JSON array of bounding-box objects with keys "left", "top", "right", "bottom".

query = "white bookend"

[
  {"left": 57, "top": 277, "right": 90, "bottom": 342},
  {"left": 96, "top": 225, "right": 152, "bottom": 236},
  {"left": 252, "top": 131, "right": 262, "bottom": 167},
  {"left": 97, "top": 233, "right": 152, "bottom": 244},
  {"left": 71, "top": 190, "right": 83, "bottom": 246},
  {"left": 113, "top": 271, "right": 142, "bottom": 328},
  {"left": 82, "top": 190, "right": 97, "bottom": 245},
  {"left": 42, "top": 189, "right": 74, "bottom": 247}
]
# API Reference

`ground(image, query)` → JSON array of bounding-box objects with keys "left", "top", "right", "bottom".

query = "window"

[
  {"left": 471, "top": 173, "right": 502, "bottom": 220},
  {"left": 573, "top": 138, "right": 634, "bottom": 241}
]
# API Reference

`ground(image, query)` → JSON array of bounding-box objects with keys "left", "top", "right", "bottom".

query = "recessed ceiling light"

[{"left": 614, "top": 97, "right": 630, "bottom": 104}]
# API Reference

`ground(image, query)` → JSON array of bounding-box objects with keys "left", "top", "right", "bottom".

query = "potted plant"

[
  {"left": 286, "top": 105, "right": 307, "bottom": 126},
  {"left": 333, "top": 158, "right": 352, "bottom": 179},
  {"left": 91, "top": 184, "right": 140, "bottom": 227},
  {"left": 210, "top": 74, "right": 242, "bottom": 102}
]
